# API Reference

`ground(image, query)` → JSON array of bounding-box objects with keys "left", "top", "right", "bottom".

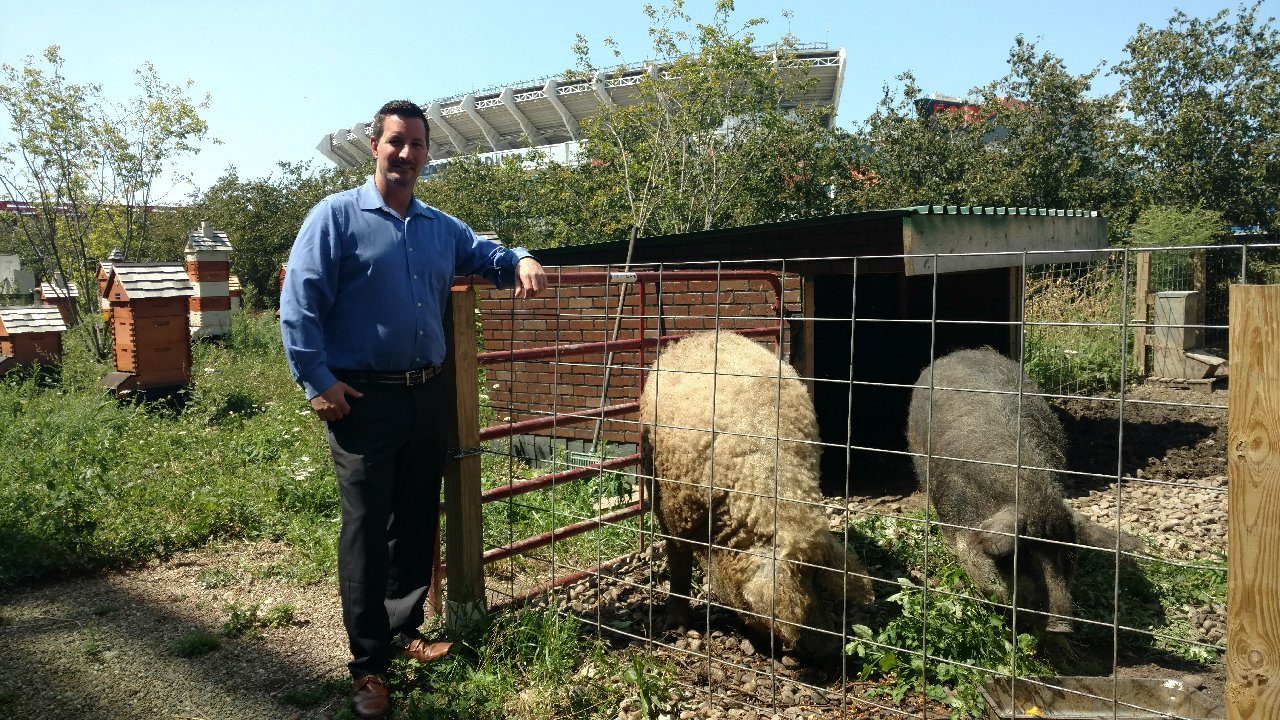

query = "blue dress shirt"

[{"left": 280, "top": 177, "right": 532, "bottom": 399}]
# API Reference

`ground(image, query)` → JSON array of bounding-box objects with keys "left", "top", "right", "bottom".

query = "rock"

[{"left": 739, "top": 638, "right": 755, "bottom": 656}]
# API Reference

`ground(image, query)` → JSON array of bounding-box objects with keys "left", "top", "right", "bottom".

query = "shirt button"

[
  {"left": 413, "top": 275, "right": 418, "bottom": 279},
  {"left": 416, "top": 302, "right": 422, "bottom": 307},
  {"left": 418, "top": 330, "right": 423, "bottom": 335}
]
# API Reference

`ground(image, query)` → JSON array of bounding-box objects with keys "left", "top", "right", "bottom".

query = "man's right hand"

[{"left": 311, "top": 381, "right": 364, "bottom": 421}]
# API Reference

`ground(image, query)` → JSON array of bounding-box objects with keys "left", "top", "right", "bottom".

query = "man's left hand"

[{"left": 514, "top": 257, "right": 547, "bottom": 299}]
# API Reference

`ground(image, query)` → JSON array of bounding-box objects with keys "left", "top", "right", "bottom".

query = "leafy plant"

[
  {"left": 195, "top": 568, "right": 238, "bottom": 589},
  {"left": 847, "top": 514, "right": 1050, "bottom": 718},
  {"left": 221, "top": 602, "right": 262, "bottom": 638},
  {"left": 79, "top": 624, "right": 107, "bottom": 658},
  {"left": 169, "top": 631, "right": 222, "bottom": 658},
  {"left": 221, "top": 601, "right": 296, "bottom": 636},
  {"left": 262, "top": 602, "right": 297, "bottom": 629}
]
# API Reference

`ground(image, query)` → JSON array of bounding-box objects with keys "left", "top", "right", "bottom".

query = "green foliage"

[
  {"left": 847, "top": 512, "right": 1222, "bottom": 718},
  {"left": 262, "top": 602, "right": 297, "bottom": 628},
  {"left": 169, "top": 631, "right": 222, "bottom": 658},
  {"left": 220, "top": 600, "right": 294, "bottom": 636},
  {"left": 1023, "top": 263, "right": 1133, "bottom": 394},
  {"left": 385, "top": 607, "right": 643, "bottom": 720},
  {"left": 79, "top": 624, "right": 108, "bottom": 658},
  {"left": 0, "top": 46, "right": 213, "bottom": 353},
  {"left": 280, "top": 678, "right": 346, "bottom": 708},
  {"left": 846, "top": 514, "right": 1050, "bottom": 718},
  {"left": 853, "top": 39, "right": 1133, "bottom": 234},
  {"left": 195, "top": 568, "right": 237, "bottom": 589},
  {"left": 475, "top": 446, "right": 647, "bottom": 577},
  {"left": 1126, "top": 205, "right": 1227, "bottom": 248},
  {"left": 221, "top": 601, "right": 262, "bottom": 637},
  {"left": 0, "top": 312, "right": 335, "bottom": 590},
  {"left": 190, "top": 161, "right": 367, "bottom": 303},
  {"left": 1115, "top": 2, "right": 1280, "bottom": 231}
]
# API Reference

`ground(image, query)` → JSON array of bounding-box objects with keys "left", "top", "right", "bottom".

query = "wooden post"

[
  {"left": 443, "top": 285, "right": 486, "bottom": 637},
  {"left": 1134, "top": 251, "right": 1151, "bottom": 377},
  {"left": 789, "top": 276, "right": 817, "bottom": 396},
  {"left": 1227, "top": 284, "right": 1280, "bottom": 720}
]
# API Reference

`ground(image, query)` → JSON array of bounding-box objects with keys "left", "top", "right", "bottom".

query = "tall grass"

[
  {"left": 1023, "top": 261, "right": 1135, "bottom": 395},
  {"left": 0, "top": 312, "right": 336, "bottom": 589}
]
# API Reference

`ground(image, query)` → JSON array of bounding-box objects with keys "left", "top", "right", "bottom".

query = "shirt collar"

[{"left": 357, "top": 176, "right": 437, "bottom": 220}]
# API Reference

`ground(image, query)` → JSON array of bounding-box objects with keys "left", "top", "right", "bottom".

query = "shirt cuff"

[{"left": 299, "top": 367, "right": 339, "bottom": 401}]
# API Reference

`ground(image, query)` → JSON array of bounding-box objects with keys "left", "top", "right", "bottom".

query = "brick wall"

[{"left": 475, "top": 269, "right": 802, "bottom": 456}]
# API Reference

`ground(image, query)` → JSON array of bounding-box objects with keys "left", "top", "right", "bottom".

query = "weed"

[
  {"left": 0, "top": 690, "right": 17, "bottom": 706},
  {"left": 170, "top": 631, "right": 222, "bottom": 658},
  {"left": 195, "top": 568, "right": 238, "bottom": 589},
  {"left": 281, "top": 678, "right": 346, "bottom": 708},
  {"left": 621, "top": 652, "right": 677, "bottom": 719},
  {"left": 222, "top": 601, "right": 262, "bottom": 638},
  {"left": 263, "top": 603, "right": 297, "bottom": 628},
  {"left": 1023, "top": 262, "right": 1134, "bottom": 395},
  {"left": 80, "top": 625, "right": 107, "bottom": 658},
  {"left": 91, "top": 603, "right": 120, "bottom": 616}
]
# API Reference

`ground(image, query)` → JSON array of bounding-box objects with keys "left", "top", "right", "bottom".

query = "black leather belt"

[{"left": 335, "top": 365, "right": 443, "bottom": 386}]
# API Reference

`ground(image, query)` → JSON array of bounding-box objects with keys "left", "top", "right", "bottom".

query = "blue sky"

[{"left": 3, "top": 0, "right": 1275, "bottom": 201}]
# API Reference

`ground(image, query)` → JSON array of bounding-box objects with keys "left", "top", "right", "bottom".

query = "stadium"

[{"left": 315, "top": 44, "right": 847, "bottom": 171}]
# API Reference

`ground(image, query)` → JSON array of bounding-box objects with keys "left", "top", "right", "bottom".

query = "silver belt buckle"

[{"left": 404, "top": 370, "right": 416, "bottom": 385}]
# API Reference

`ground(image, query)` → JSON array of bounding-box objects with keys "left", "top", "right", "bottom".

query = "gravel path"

[{"left": 0, "top": 385, "right": 1229, "bottom": 719}]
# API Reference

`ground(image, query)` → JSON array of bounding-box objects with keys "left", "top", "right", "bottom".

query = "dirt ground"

[{"left": 0, "top": 384, "right": 1230, "bottom": 719}]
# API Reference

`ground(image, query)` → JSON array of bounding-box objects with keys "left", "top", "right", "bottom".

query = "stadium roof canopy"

[{"left": 317, "top": 44, "right": 846, "bottom": 170}]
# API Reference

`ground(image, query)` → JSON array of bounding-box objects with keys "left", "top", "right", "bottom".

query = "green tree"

[
  {"left": 571, "top": 0, "right": 851, "bottom": 238},
  {"left": 0, "top": 47, "right": 212, "bottom": 353},
  {"left": 1114, "top": 2, "right": 1280, "bottom": 231},
  {"left": 851, "top": 39, "right": 1133, "bottom": 230},
  {"left": 0, "top": 46, "right": 104, "bottom": 327},
  {"left": 1126, "top": 205, "right": 1227, "bottom": 248},
  {"left": 100, "top": 62, "right": 214, "bottom": 262},
  {"left": 191, "top": 162, "right": 365, "bottom": 304}
]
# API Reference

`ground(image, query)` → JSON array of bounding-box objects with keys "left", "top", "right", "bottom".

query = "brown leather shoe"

[
  {"left": 402, "top": 637, "right": 453, "bottom": 664},
  {"left": 352, "top": 674, "right": 389, "bottom": 719}
]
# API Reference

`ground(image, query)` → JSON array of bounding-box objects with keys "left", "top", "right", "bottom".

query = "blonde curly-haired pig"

[{"left": 639, "top": 330, "right": 874, "bottom": 657}]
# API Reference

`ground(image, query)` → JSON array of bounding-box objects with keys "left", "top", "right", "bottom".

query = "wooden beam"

[
  {"left": 902, "top": 213, "right": 1109, "bottom": 276},
  {"left": 790, "top": 276, "right": 817, "bottom": 396},
  {"left": 443, "top": 286, "right": 487, "bottom": 637},
  {"left": 1227, "top": 284, "right": 1280, "bottom": 720}
]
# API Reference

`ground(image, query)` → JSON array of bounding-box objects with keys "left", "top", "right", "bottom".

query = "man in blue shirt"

[{"left": 280, "top": 100, "right": 545, "bottom": 719}]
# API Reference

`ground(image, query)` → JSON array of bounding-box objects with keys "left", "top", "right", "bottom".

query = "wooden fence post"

[
  {"left": 1227, "top": 284, "right": 1280, "bottom": 720},
  {"left": 443, "top": 285, "right": 486, "bottom": 637}
]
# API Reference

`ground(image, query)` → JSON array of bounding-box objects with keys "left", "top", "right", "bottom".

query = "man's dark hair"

[{"left": 371, "top": 100, "right": 429, "bottom": 143}]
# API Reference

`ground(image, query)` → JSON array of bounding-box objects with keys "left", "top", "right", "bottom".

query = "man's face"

[{"left": 371, "top": 114, "right": 428, "bottom": 191}]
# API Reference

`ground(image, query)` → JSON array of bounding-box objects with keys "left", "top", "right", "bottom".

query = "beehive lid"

[
  {"left": 106, "top": 263, "right": 195, "bottom": 299},
  {"left": 0, "top": 305, "right": 68, "bottom": 334},
  {"left": 38, "top": 280, "right": 79, "bottom": 299},
  {"left": 185, "top": 227, "right": 232, "bottom": 253}
]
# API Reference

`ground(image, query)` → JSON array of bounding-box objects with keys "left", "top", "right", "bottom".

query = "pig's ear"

[{"left": 968, "top": 506, "right": 1019, "bottom": 557}]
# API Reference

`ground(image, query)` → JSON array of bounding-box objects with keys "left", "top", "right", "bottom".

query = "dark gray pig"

[{"left": 907, "top": 347, "right": 1077, "bottom": 632}]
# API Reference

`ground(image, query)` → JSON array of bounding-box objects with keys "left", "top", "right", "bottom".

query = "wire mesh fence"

[{"left": 441, "top": 243, "right": 1279, "bottom": 719}]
